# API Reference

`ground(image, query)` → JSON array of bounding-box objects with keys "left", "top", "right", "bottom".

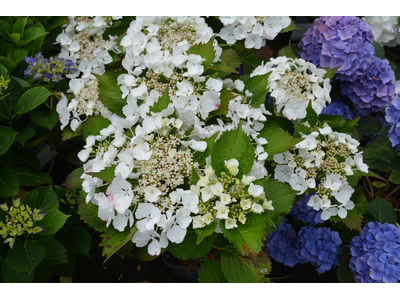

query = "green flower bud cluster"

[
  {"left": 0, "top": 198, "right": 45, "bottom": 249},
  {"left": 60, "top": 190, "right": 79, "bottom": 209},
  {"left": 0, "top": 75, "right": 10, "bottom": 96}
]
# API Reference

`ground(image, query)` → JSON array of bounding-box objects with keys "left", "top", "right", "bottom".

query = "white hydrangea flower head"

[
  {"left": 274, "top": 124, "right": 369, "bottom": 220},
  {"left": 217, "top": 16, "right": 292, "bottom": 48},
  {"left": 362, "top": 16, "right": 400, "bottom": 47},
  {"left": 250, "top": 56, "right": 331, "bottom": 120}
]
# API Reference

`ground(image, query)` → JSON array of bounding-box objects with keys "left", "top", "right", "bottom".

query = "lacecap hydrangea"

[
  {"left": 297, "top": 225, "right": 342, "bottom": 273},
  {"left": 349, "top": 221, "right": 400, "bottom": 283},
  {"left": 385, "top": 93, "right": 400, "bottom": 150},
  {"left": 362, "top": 16, "right": 400, "bottom": 47}
]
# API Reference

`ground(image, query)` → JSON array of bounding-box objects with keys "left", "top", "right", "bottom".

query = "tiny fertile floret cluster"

[
  {"left": 250, "top": 56, "right": 331, "bottom": 120},
  {"left": 192, "top": 159, "right": 274, "bottom": 230},
  {"left": 0, "top": 198, "right": 46, "bottom": 249},
  {"left": 274, "top": 123, "right": 368, "bottom": 220}
]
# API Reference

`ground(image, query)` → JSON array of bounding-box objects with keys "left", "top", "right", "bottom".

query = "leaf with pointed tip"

[
  {"left": 82, "top": 115, "right": 111, "bottom": 140},
  {"left": 14, "top": 86, "right": 52, "bottom": 115},
  {"left": 100, "top": 226, "right": 138, "bottom": 263},
  {"left": 198, "top": 257, "right": 228, "bottom": 283},
  {"left": 186, "top": 36, "right": 216, "bottom": 71},
  {"left": 63, "top": 167, "right": 84, "bottom": 191},
  {"left": 90, "top": 165, "right": 116, "bottom": 183},
  {"left": 0, "top": 166, "right": 19, "bottom": 197},
  {"left": 77, "top": 200, "right": 107, "bottom": 233},
  {"left": 14, "top": 127, "right": 35, "bottom": 146},
  {"left": 22, "top": 185, "right": 59, "bottom": 211},
  {"left": 59, "top": 226, "right": 92, "bottom": 257},
  {"left": 366, "top": 198, "right": 397, "bottom": 225},
  {"left": 6, "top": 240, "right": 45, "bottom": 273},
  {"left": 196, "top": 221, "right": 217, "bottom": 244},
  {"left": 193, "top": 132, "right": 218, "bottom": 166},
  {"left": 96, "top": 71, "right": 126, "bottom": 117}
]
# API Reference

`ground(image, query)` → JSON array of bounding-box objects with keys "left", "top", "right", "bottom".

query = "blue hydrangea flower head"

[
  {"left": 299, "top": 16, "right": 375, "bottom": 78},
  {"left": 289, "top": 193, "right": 323, "bottom": 225},
  {"left": 297, "top": 226, "right": 342, "bottom": 273},
  {"left": 340, "top": 56, "right": 396, "bottom": 112},
  {"left": 24, "top": 52, "right": 77, "bottom": 83},
  {"left": 385, "top": 93, "right": 400, "bottom": 150},
  {"left": 349, "top": 221, "right": 400, "bottom": 283},
  {"left": 266, "top": 219, "right": 307, "bottom": 267}
]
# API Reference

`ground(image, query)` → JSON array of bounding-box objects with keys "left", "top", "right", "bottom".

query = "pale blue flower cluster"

[
  {"left": 385, "top": 94, "right": 400, "bottom": 150},
  {"left": 299, "top": 16, "right": 396, "bottom": 113},
  {"left": 267, "top": 219, "right": 342, "bottom": 273},
  {"left": 289, "top": 193, "right": 323, "bottom": 226},
  {"left": 297, "top": 226, "right": 342, "bottom": 273},
  {"left": 24, "top": 52, "right": 77, "bottom": 83},
  {"left": 349, "top": 221, "right": 400, "bottom": 283}
]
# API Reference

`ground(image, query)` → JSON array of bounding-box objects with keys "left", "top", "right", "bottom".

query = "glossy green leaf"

[
  {"left": 100, "top": 226, "right": 138, "bottom": 263},
  {"left": 35, "top": 209, "right": 69, "bottom": 236},
  {"left": 150, "top": 87, "right": 171, "bottom": 113},
  {"left": 198, "top": 257, "right": 228, "bottom": 283},
  {"left": 41, "top": 239, "right": 68, "bottom": 266},
  {"left": 90, "top": 165, "right": 116, "bottom": 183},
  {"left": 14, "top": 86, "right": 52, "bottom": 115},
  {"left": 6, "top": 240, "right": 45, "bottom": 273},
  {"left": 63, "top": 167, "right": 84, "bottom": 191},
  {"left": 192, "top": 132, "right": 218, "bottom": 165},
  {"left": 195, "top": 220, "right": 217, "bottom": 244},
  {"left": 82, "top": 114, "right": 112, "bottom": 140},
  {"left": 0, "top": 126, "right": 16, "bottom": 156},
  {"left": 96, "top": 71, "right": 126, "bottom": 117},
  {"left": 186, "top": 36, "right": 215, "bottom": 71},
  {"left": 0, "top": 166, "right": 19, "bottom": 197},
  {"left": 59, "top": 226, "right": 92, "bottom": 257},
  {"left": 14, "top": 127, "right": 35, "bottom": 146},
  {"left": 13, "top": 17, "right": 28, "bottom": 36},
  {"left": 22, "top": 26, "right": 47, "bottom": 41},
  {"left": 30, "top": 109, "right": 59, "bottom": 130},
  {"left": 77, "top": 200, "right": 107, "bottom": 233},
  {"left": 2, "top": 258, "right": 34, "bottom": 283},
  {"left": 15, "top": 165, "right": 52, "bottom": 186},
  {"left": 22, "top": 185, "right": 59, "bottom": 211},
  {"left": 366, "top": 198, "right": 397, "bottom": 225}
]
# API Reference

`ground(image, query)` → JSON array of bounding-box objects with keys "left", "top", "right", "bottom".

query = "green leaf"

[
  {"left": 301, "top": 100, "right": 318, "bottom": 127},
  {"left": 366, "top": 198, "right": 397, "bottom": 225},
  {"left": 61, "top": 125, "right": 83, "bottom": 142},
  {"left": 59, "top": 226, "right": 92, "bottom": 257},
  {"left": 15, "top": 165, "right": 52, "bottom": 186},
  {"left": 63, "top": 167, "right": 84, "bottom": 191},
  {"left": 220, "top": 246, "right": 264, "bottom": 283},
  {"left": 14, "top": 86, "right": 52, "bottom": 115},
  {"left": 0, "top": 166, "right": 19, "bottom": 197},
  {"left": 373, "top": 41, "right": 386, "bottom": 60},
  {"left": 190, "top": 166, "right": 200, "bottom": 186},
  {"left": 278, "top": 43, "right": 297, "bottom": 59},
  {"left": 186, "top": 36, "right": 216, "bottom": 71},
  {"left": 235, "top": 40, "right": 265, "bottom": 75},
  {"left": 2, "top": 258, "right": 34, "bottom": 283},
  {"left": 211, "top": 123, "right": 255, "bottom": 179},
  {"left": 22, "top": 185, "right": 59, "bottom": 211},
  {"left": 354, "top": 116, "right": 383, "bottom": 139},
  {"left": 0, "top": 57, "right": 16, "bottom": 71},
  {"left": 6, "top": 240, "right": 45, "bottom": 273},
  {"left": 0, "top": 125, "right": 16, "bottom": 156},
  {"left": 259, "top": 124, "right": 303, "bottom": 158},
  {"left": 198, "top": 257, "right": 228, "bottom": 283},
  {"left": 30, "top": 109, "right": 59, "bottom": 130},
  {"left": 77, "top": 200, "right": 107, "bottom": 233},
  {"left": 244, "top": 72, "right": 270, "bottom": 101},
  {"left": 96, "top": 71, "right": 127, "bottom": 117},
  {"left": 262, "top": 179, "right": 297, "bottom": 236},
  {"left": 35, "top": 209, "right": 69, "bottom": 236},
  {"left": 206, "top": 87, "right": 235, "bottom": 119},
  {"left": 168, "top": 226, "right": 213, "bottom": 260},
  {"left": 279, "top": 18, "right": 297, "bottom": 34},
  {"left": 150, "top": 87, "right": 171, "bottom": 113},
  {"left": 192, "top": 132, "right": 218, "bottom": 165},
  {"left": 14, "top": 127, "right": 35, "bottom": 146},
  {"left": 6, "top": 46, "right": 29, "bottom": 65},
  {"left": 220, "top": 213, "right": 266, "bottom": 255},
  {"left": 337, "top": 260, "right": 355, "bottom": 283},
  {"left": 293, "top": 121, "right": 311, "bottom": 137},
  {"left": 41, "top": 239, "right": 68, "bottom": 266},
  {"left": 207, "top": 48, "right": 241, "bottom": 77},
  {"left": 195, "top": 221, "right": 217, "bottom": 244},
  {"left": 333, "top": 117, "right": 359, "bottom": 135},
  {"left": 389, "top": 156, "right": 400, "bottom": 184},
  {"left": 21, "top": 26, "right": 47, "bottom": 42},
  {"left": 90, "top": 165, "right": 116, "bottom": 183},
  {"left": 100, "top": 226, "right": 138, "bottom": 263},
  {"left": 13, "top": 17, "right": 28, "bottom": 37},
  {"left": 82, "top": 114, "right": 112, "bottom": 140},
  {"left": 322, "top": 66, "right": 340, "bottom": 79},
  {"left": 12, "top": 145, "right": 41, "bottom": 171},
  {"left": 52, "top": 253, "right": 75, "bottom": 277},
  {"left": 0, "top": 77, "right": 24, "bottom": 117},
  {"left": 9, "top": 33, "right": 21, "bottom": 45},
  {"left": 0, "top": 19, "right": 13, "bottom": 41}
]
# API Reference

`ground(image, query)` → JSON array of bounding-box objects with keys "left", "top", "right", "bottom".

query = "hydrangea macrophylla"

[
  {"left": 217, "top": 16, "right": 291, "bottom": 49},
  {"left": 299, "top": 16, "right": 375, "bottom": 79},
  {"left": 297, "top": 226, "right": 342, "bottom": 273},
  {"left": 273, "top": 123, "right": 368, "bottom": 220},
  {"left": 55, "top": 16, "right": 121, "bottom": 131},
  {"left": 349, "top": 222, "right": 400, "bottom": 283},
  {"left": 192, "top": 159, "right": 273, "bottom": 230},
  {"left": 289, "top": 193, "right": 323, "bottom": 226},
  {"left": 385, "top": 93, "right": 400, "bottom": 150},
  {"left": 340, "top": 56, "right": 396, "bottom": 113},
  {"left": 266, "top": 219, "right": 306, "bottom": 267},
  {"left": 362, "top": 16, "right": 400, "bottom": 47},
  {"left": 321, "top": 97, "right": 366, "bottom": 121},
  {"left": 250, "top": 56, "right": 331, "bottom": 120},
  {"left": 120, "top": 16, "right": 221, "bottom": 77},
  {"left": 24, "top": 52, "right": 77, "bottom": 83}
]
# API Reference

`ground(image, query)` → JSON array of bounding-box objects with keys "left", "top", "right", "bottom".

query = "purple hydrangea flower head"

[
  {"left": 349, "top": 221, "right": 400, "bottom": 283},
  {"left": 299, "top": 16, "right": 375, "bottom": 78},
  {"left": 297, "top": 226, "right": 342, "bottom": 273},
  {"left": 24, "top": 52, "right": 77, "bottom": 83},
  {"left": 340, "top": 56, "right": 396, "bottom": 112},
  {"left": 385, "top": 93, "right": 400, "bottom": 150},
  {"left": 289, "top": 193, "right": 323, "bottom": 225},
  {"left": 266, "top": 219, "right": 307, "bottom": 267}
]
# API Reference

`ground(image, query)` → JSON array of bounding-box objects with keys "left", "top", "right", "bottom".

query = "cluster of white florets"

[
  {"left": 192, "top": 158, "right": 273, "bottom": 230},
  {"left": 362, "top": 16, "right": 400, "bottom": 47},
  {"left": 274, "top": 124, "right": 368, "bottom": 220},
  {"left": 217, "top": 16, "right": 291, "bottom": 49},
  {"left": 251, "top": 56, "right": 331, "bottom": 120},
  {"left": 55, "top": 16, "right": 121, "bottom": 131},
  {"left": 120, "top": 16, "right": 221, "bottom": 77}
]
